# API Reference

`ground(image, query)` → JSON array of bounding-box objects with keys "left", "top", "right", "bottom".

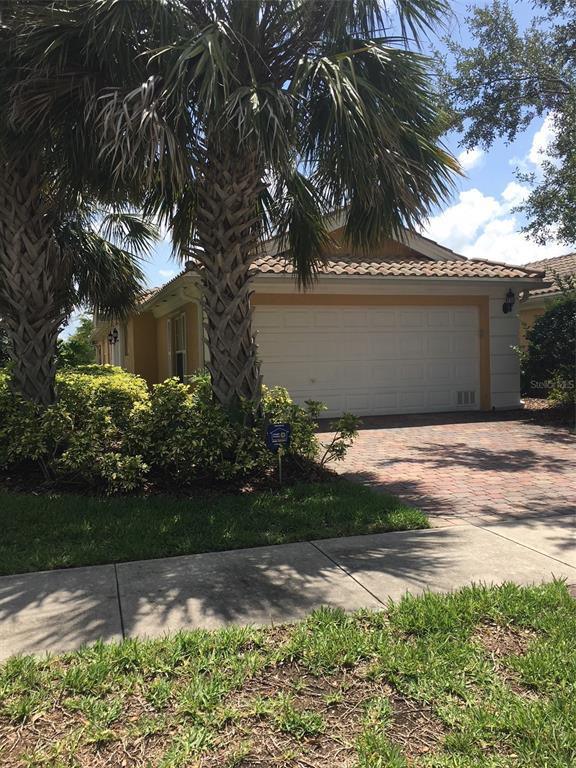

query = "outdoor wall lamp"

[
  {"left": 107, "top": 327, "right": 119, "bottom": 345},
  {"left": 502, "top": 289, "right": 515, "bottom": 314}
]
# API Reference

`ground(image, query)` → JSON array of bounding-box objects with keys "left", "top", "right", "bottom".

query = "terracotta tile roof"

[
  {"left": 252, "top": 253, "right": 545, "bottom": 280},
  {"left": 523, "top": 252, "right": 576, "bottom": 296},
  {"left": 138, "top": 286, "right": 161, "bottom": 304}
]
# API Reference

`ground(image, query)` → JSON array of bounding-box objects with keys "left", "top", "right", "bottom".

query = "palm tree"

[
  {"left": 6, "top": 0, "right": 459, "bottom": 409},
  {"left": 0, "top": 2, "right": 159, "bottom": 404},
  {"left": 1, "top": 202, "right": 156, "bottom": 404}
]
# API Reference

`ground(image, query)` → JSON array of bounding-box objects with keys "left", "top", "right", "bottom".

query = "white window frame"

[{"left": 170, "top": 313, "right": 187, "bottom": 382}]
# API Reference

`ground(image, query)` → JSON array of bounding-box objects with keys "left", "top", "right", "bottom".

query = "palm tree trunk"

[
  {"left": 195, "top": 148, "right": 264, "bottom": 409},
  {"left": 0, "top": 157, "right": 64, "bottom": 405}
]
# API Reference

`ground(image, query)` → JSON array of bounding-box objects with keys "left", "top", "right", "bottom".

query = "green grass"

[
  {"left": 1, "top": 582, "right": 575, "bottom": 767},
  {"left": 0, "top": 480, "right": 427, "bottom": 576}
]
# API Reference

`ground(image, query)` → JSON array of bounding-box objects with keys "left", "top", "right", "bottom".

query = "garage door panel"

[
  {"left": 452, "top": 333, "right": 479, "bottom": 355},
  {"left": 427, "top": 310, "right": 452, "bottom": 328},
  {"left": 370, "top": 362, "right": 399, "bottom": 386},
  {"left": 283, "top": 311, "right": 313, "bottom": 328},
  {"left": 453, "top": 308, "right": 477, "bottom": 328},
  {"left": 427, "top": 335, "right": 452, "bottom": 355},
  {"left": 428, "top": 390, "right": 453, "bottom": 408},
  {"left": 370, "top": 311, "right": 397, "bottom": 327},
  {"left": 453, "top": 359, "right": 480, "bottom": 382},
  {"left": 314, "top": 311, "right": 342, "bottom": 327},
  {"left": 399, "top": 361, "right": 426, "bottom": 384},
  {"left": 398, "top": 310, "right": 424, "bottom": 328},
  {"left": 426, "top": 360, "right": 452, "bottom": 383},
  {"left": 347, "top": 310, "right": 370, "bottom": 327},
  {"left": 398, "top": 390, "right": 428, "bottom": 409},
  {"left": 369, "top": 335, "right": 398, "bottom": 357},
  {"left": 398, "top": 334, "right": 424, "bottom": 355},
  {"left": 256, "top": 305, "right": 481, "bottom": 416}
]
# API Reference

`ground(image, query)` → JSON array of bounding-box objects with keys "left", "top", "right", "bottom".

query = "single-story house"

[
  {"left": 519, "top": 252, "right": 576, "bottom": 344},
  {"left": 93, "top": 223, "right": 545, "bottom": 417}
]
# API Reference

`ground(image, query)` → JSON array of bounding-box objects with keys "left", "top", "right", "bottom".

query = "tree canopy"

[
  {"left": 57, "top": 316, "right": 96, "bottom": 369},
  {"left": 440, "top": 0, "right": 576, "bottom": 244}
]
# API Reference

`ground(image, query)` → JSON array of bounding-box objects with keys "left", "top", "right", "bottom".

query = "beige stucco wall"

[
  {"left": 184, "top": 302, "right": 202, "bottom": 374},
  {"left": 156, "top": 315, "right": 171, "bottom": 382},
  {"left": 132, "top": 312, "right": 158, "bottom": 383},
  {"left": 519, "top": 305, "right": 546, "bottom": 347}
]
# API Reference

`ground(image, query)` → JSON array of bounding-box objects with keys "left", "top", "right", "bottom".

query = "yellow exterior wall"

[
  {"left": 131, "top": 312, "right": 158, "bottom": 383},
  {"left": 156, "top": 315, "right": 171, "bottom": 382},
  {"left": 253, "top": 293, "right": 492, "bottom": 411},
  {"left": 519, "top": 305, "right": 546, "bottom": 347},
  {"left": 184, "top": 302, "right": 202, "bottom": 374}
]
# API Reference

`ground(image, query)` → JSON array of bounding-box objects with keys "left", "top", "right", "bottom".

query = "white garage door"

[{"left": 255, "top": 305, "right": 481, "bottom": 416}]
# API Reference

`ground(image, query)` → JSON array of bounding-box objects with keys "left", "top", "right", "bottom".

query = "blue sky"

[{"left": 64, "top": 1, "right": 568, "bottom": 336}]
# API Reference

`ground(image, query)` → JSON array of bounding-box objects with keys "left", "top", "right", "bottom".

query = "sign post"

[{"left": 265, "top": 424, "right": 292, "bottom": 483}]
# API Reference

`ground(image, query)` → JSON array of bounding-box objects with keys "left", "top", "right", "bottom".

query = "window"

[{"left": 171, "top": 314, "right": 187, "bottom": 382}]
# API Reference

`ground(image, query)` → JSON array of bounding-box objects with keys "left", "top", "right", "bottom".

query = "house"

[
  {"left": 93, "top": 223, "right": 545, "bottom": 417},
  {"left": 519, "top": 252, "right": 576, "bottom": 344}
]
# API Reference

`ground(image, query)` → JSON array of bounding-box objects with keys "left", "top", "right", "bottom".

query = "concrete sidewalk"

[{"left": 1, "top": 514, "right": 574, "bottom": 661}]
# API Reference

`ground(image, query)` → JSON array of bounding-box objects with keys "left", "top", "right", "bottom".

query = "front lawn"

[
  {"left": 1, "top": 581, "right": 575, "bottom": 767},
  {"left": 0, "top": 480, "right": 427, "bottom": 576}
]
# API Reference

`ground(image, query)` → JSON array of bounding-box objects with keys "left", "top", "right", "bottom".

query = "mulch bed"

[{"left": 521, "top": 398, "right": 574, "bottom": 429}]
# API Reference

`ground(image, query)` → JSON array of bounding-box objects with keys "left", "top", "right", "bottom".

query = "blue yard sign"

[{"left": 266, "top": 423, "right": 291, "bottom": 453}]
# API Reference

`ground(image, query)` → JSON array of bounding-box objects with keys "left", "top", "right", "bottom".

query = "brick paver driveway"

[{"left": 319, "top": 413, "right": 576, "bottom": 527}]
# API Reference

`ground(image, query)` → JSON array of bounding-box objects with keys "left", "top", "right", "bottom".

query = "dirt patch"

[
  {"left": 387, "top": 691, "right": 444, "bottom": 759},
  {"left": 474, "top": 622, "right": 535, "bottom": 658},
  {"left": 474, "top": 622, "right": 539, "bottom": 700},
  {"left": 0, "top": 698, "right": 170, "bottom": 768},
  {"left": 202, "top": 662, "right": 445, "bottom": 767}
]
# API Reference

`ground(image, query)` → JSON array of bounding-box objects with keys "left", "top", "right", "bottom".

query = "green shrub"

[
  {"left": 0, "top": 367, "right": 149, "bottom": 493},
  {"left": 0, "top": 368, "right": 352, "bottom": 494},
  {"left": 57, "top": 365, "right": 149, "bottom": 428},
  {"left": 522, "top": 296, "right": 575, "bottom": 405},
  {"left": 262, "top": 387, "right": 320, "bottom": 460},
  {"left": 130, "top": 376, "right": 244, "bottom": 482}
]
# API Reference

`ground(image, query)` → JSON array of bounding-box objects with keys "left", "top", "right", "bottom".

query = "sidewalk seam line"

[
  {"left": 113, "top": 564, "right": 126, "bottom": 640},
  {"left": 478, "top": 525, "right": 576, "bottom": 572},
  {"left": 308, "top": 541, "right": 387, "bottom": 609}
]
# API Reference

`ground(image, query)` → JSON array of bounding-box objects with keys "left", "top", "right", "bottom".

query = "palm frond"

[
  {"left": 271, "top": 171, "right": 333, "bottom": 289},
  {"left": 294, "top": 42, "right": 458, "bottom": 250},
  {"left": 98, "top": 212, "right": 159, "bottom": 257},
  {"left": 55, "top": 220, "right": 147, "bottom": 319}
]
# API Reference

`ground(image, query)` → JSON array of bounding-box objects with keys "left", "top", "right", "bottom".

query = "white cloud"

[
  {"left": 158, "top": 268, "right": 176, "bottom": 278},
  {"left": 457, "top": 147, "right": 485, "bottom": 172},
  {"left": 500, "top": 181, "right": 529, "bottom": 210},
  {"left": 422, "top": 184, "right": 566, "bottom": 265},
  {"left": 528, "top": 113, "right": 557, "bottom": 168},
  {"left": 460, "top": 218, "right": 565, "bottom": 265},
  {"left": 424, "top": 188, "right": 501, "bottom": 252}
]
